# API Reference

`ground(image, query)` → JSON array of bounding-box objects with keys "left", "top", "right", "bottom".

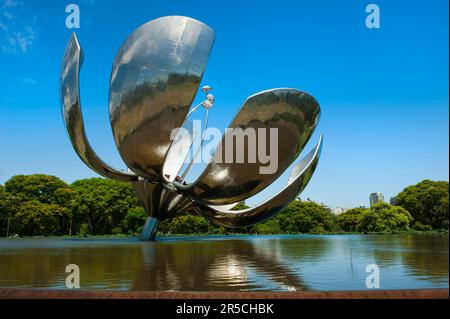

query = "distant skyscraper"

[
  {"left": 370, "top": 193, "right": 385, "bottom": 207},
  {"left": 390, "top": 197, "right": 397, "bottom": 206},
  {"left": 332, "top": 207, "right": 348, "bottom": 216}
]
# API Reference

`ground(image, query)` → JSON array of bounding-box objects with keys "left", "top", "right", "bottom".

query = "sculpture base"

[{"left": 140, "top": 217, "right": 159, "bottom": 241}]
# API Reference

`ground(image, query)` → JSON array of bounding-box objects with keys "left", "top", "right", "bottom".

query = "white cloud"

[
  {"left": 3, "top": 0, "right": 19, "bottom": 8},
  {"left": 1, "top": 26, "right": 35, "bottom": 53},
  {"left": 21, "top": 77, "right": 37, "bottom": 85},
  {"left": 0, "top": 1, "right": 36, "bottom": 54},
  {"left": 16, "top": 28, "right": 35, "bottom": 52}
]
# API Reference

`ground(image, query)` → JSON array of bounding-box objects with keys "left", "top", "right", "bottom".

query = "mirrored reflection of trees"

[
  {"left": 399, "top": 236, "right": 449, "bottom": 283},
  {"left": 357, "top": 235, "right": 407, "bottom": 268},
  {"left": 0, "top": 242, "right": 143, "bottom": 290},
  {"left": 132, "top": 239, "right": 316, "bottom": 291},
  {"left": 0, "top": 238, "right": 314, "bottom": 291},
  {"left": 0, "top": 236, "right": 447, "bottom": 291},
  {"left": 348, "top": 235, "right": 449, "bottom": 284}
]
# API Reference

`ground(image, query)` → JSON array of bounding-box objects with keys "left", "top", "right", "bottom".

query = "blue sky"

[{"left": 0, "top": 0, "right": 448, "bottom": 208}]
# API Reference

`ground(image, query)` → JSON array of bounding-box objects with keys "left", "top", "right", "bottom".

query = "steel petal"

[
  {"left": 178, "top": 88, "right": 320, "bottom": 205},
  {"left": 109, "top": 16, "right": 215, "bottom": 181},
  {"left": 195, "top": 135, "right": 323, "bottom": 228},
  {"left": 60, "top": 33, "right": 137, "bottom": 182}
]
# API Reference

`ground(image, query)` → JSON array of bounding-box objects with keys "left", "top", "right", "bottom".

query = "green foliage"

[
  {"left": 1, "top": 175, "right": 141, "bottom": 237},
  {"left": 337, "top": 208, "right": 367, "bottom": 232},
  {"left": 79, "top": 223, "right": 90, "bottom": 237},
  {"left": 2, "top": 175, "right": 72, "bottom": 237},
  {"left": 412, "top": 221, "right": 433, "bottom": 232},
  {"left": 13, "top": 200, "right": 71, "bottom": 236},
  {"left": 70, "top": 178, "right": 139, "bottom": 235},
  {"left": 165, "top": 215, "right": 210, "bottom": 235},
  {"left": 252, "top": 219, "right": 281, "bottom": 234},
  {"left": 277, "top": 201, "right": 335, "bottom": 234},
  {"left": 395, "top": 180, "right": 449, "bottom": 230},
  {"left": 4, "top": 174, "right": 70, "bottom": 205},
  {"left": 0, "top": 185, "right": 12, "bottom": 236},
  {"left": 1, "top": 175, "right": 447, "bottom": 237},
  {"left": 356, "top": 203, "right": 413, "bottom": 233},
  {"left": 120, "top": 207, "right": 148, "bottom": 235}
]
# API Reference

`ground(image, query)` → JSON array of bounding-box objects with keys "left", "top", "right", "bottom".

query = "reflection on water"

[{"left": 0, "top": 235, "right": 448, "bottom": 291}]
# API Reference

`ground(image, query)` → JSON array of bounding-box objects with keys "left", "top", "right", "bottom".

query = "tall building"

[
  {"left": 331, "top": 207, "right": 348, "bottom": 216},
  {"left": 390, "top": 197, "right": 397, "bottom": 206},
  {"left": 370, "top": 193, "right": 385, "bottom": 207}
]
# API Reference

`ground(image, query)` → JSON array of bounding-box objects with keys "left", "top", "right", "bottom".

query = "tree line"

[{"left": 0, "top": 175, "right": 448, "bottom": 237}]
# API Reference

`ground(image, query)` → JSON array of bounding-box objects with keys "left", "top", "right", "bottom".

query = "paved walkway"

[{"left": 0, "top": 288, "right": 448, "bottom": 299}]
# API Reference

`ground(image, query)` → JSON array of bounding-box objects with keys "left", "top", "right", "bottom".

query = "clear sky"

[{"left": 0, "top": 0, "right": 448, "bottom": 208}]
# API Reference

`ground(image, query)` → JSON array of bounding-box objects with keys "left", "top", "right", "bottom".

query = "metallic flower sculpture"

[{"left": 60, "top": 16, "right": 323, "bottom": 240}]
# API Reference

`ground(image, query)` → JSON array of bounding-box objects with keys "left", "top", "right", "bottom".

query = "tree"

[
  {"left": 166, "top": 215, "right": 210, "bottom": 234},
  {"left": 2, "top": 175, "right": 73, "bottom": 237},
  {"left": 13, "top": 200, "right": 71, "bottom": 236},
  {"left": 337, "top": 208, "right": 367, "bottom": 232},
  {"left": 0, "top": 185, "right": 13, "bottom": 237},
  {"left": 395, "top": 180, "right": 449, "bottom": 229},
  {"left": 277, "top": 200, "right": 335, "bottom": 233},
  {"left": 357, "top": 203, "right": 413, "bottom": 233},
  {"left": 4, "top": 174, "right": 71, "bottom": 205},
  {"left": 71, "top": 178, "right": 139, "bottom": 235},
  {"left": 252, "top": 219, "right": 281, "bottom": 234},
  {"left": 120, "top": 207, "right": 147, "bottom": 235},
  {"left": 411, "top": 221, "right": 433, "bottom": 232}
]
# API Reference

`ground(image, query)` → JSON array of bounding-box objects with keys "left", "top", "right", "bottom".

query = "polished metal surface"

[
  {"left": 162, "top": 119, "right": 197, "bottom": 183},
  {"left": 177, "top": 88, "right": 320, "bottom": 205},
  {"left": 195, "top": 135, "right": 323, "bottom": 228},
  {"left": 132, "top": 180, "right": 195, "bottom": 220},
  {"left": 60, "top": 16, "right": 323, "bottom": 240},
  {"left": 60, "top": 33, "right": 137, "bottom": 182},
  {"left": 109, "top": 16, "right": 215, "bottom": 181}
]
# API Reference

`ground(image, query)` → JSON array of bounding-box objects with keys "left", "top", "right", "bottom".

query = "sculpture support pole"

[{"left": 140, "top": 217, "right": 159, "bottom": 241}]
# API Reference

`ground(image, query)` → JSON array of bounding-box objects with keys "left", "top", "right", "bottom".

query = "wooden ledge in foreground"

[{"left": 0, "top": 288, "right": 448, "bottom": 299}]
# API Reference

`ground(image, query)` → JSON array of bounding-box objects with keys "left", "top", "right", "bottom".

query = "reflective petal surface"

[
  {"left": 109, "top": 16, "right": 215, "bottom": 181},
  {"left": 196, "top": 136, "right": 323, "bottom": 228},
  {"left": 60, "top": 16, "right": 324, "bottom": 237},
  {"left": 60, "top": 34, "right": 137, "bottom": 182},
  {"left": 133, "top": 181, "right": 195, "bottom": 220},
  {"left": 178, "top": 89, "right": 321, "bottom": 205}
]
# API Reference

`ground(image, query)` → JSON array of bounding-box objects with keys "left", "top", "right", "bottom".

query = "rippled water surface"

[{"left": 0, "top": 235, "right": 448, "bottom": 291}]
